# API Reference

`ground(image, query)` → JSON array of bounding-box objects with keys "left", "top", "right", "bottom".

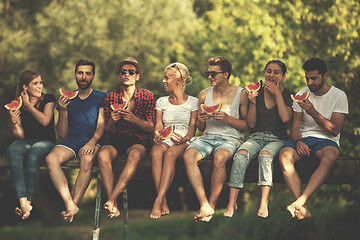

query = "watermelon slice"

[
  {"left": 291, "top": 92, "right": 310, "bottom": 102},
  {"left": 4, "top": 96, "right": 22, "bottom": 110},
  {"left": 59, "top": 89, "right": 78, "bottom": 99},
  {"left": 111, "top": 100, "right": 129, "bottom": 111},
  {"left": 155, "top": 125, "right": 175, "bottom": 140},
  {"left": 200, "top": 103, "right": 222, "bottom": 115},
  {"left": 245, "top": 81, "right": 262, "bottom": 92}
]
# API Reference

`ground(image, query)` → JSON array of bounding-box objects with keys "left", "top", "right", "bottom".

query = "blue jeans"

[
  {"left": 229, "top": 132, "right": 285, "bottom": 188},
  {"left": 7, "top": 139, "right": 55, "bottom": 201}
]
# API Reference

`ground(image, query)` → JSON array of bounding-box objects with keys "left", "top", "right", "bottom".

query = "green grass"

[{"left": 1, "top": 185, "right": 359, "bottom": 240}]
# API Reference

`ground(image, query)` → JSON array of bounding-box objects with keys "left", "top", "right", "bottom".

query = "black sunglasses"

[
  {"left": 171, "top": 63, "right": 183, "bottom": 80},
  {"left": 205, "top": 71, "right": 225, "bottom": 78},
  {"left": 120, "top": 69, "right": 138, "bottom": 76}
]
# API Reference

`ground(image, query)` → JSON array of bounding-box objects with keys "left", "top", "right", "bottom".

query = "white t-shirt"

[
  {"left": 155, "top": 95, "right": 198, "bottom": 137},
  {"left": 293, "top": 86, "right": 348, "bottom": 145}
]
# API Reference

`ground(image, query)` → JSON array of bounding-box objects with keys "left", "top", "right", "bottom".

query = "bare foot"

[
  {"left": 296, "top": 206, "right": 312, "bottom": 219},
  {"left": 199, "top": 215, "right": 213, "bottom": 222},
  {"left": 161, "top": 200, "right": 170, "bottom": 216},
  {"left": 15, "top": 207, "right": 23, "bottom": 216},
  {"left": 62, "top": 201, "right": 79, "bottom": 223},
  {"left": 150, "top": 199, "right": 162, "bottom": 219},
  {"left": 19, "top": 198, "right": 33, "bottom": 220},
  {"left": 194, "top": 203, "right": 214, "bottom": 221},
  {"left": 104, "top": 201, "right": 120, "bottom": 219},
  {"left": 257, "top": 203, "right": 268, "bottom": 218},
  {"left": 224, "top": 203, "right": 238, "bottom": 218},
  {"left": 286, "top": 202, "right": 297, "bottom": 218}
]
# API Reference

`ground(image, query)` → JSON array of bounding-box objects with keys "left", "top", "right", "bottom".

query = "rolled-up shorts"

[{"left": 186, "top": 135, "right": 241, "bottom": 158}]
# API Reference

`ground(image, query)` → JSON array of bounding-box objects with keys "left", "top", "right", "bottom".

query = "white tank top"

[{"left": 203, "top": 86, "right": 245, "bottom": 141}]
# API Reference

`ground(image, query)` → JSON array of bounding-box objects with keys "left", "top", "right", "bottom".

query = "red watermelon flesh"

[
  {"left": 200, "top": 103, "right": 222, "bottom": 115},
  {"left": 291, "top": 92, "right": 310, "bottom": 102},
  {"left": 59, "top": 89, "right": 78, "bottom": 99},
  {"left": 245, "top": 81, "right": 262, "bottom": 92},
  {"left": 4, "top": 96, "right": 22, "bottom": 110},
  {"left": 155, "top": 125, "right": 175, "bottom": 140},
  {"left": 111, "top": 100, "right": 129, "bottom": 111}
]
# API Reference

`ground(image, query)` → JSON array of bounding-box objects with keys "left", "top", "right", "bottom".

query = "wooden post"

[
  {"left": 123, "top": 188, "right": 129, "bottom": 240},
  {"left": 93, "top": 172, "right": 101, "bottom": 240}
]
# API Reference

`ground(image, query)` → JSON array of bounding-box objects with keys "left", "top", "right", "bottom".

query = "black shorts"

[{"left": 103, "top": 135, "right": 151, "bottom": 155}]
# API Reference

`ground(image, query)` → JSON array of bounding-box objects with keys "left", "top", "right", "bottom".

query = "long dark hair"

[{"left": 16, "top": 70, "right": 44, "bottom": 106}]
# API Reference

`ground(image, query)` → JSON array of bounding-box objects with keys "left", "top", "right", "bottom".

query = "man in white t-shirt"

[{"left": 279, "top": 58, "right": 348, "bottom": 219}]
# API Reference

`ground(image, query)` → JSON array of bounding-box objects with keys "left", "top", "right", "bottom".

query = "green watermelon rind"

[
  {"left": 59, "top": 89, "right": 78, "bottom": 100},
  {"left": 291, "top": 92, "right": 310, "bottom": 102},
  {"left": 156, "top": 125, "right": 175, "bottom": 140},
  {"left": 245, "top": 81, "right": 262, "bottom": 92},
  {"left": 4, "top": 96, "right": 22, "bottom": 110},
  {"left": 111, "top": 100, "right": 129, "bottom": 111},
  {"left": 200, "top": 103, "right": 222, "bottom": 115}
]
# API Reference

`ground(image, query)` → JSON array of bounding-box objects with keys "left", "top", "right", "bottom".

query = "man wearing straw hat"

[{"left": 98, "top": 57, "right": 155, "bottom": 218}]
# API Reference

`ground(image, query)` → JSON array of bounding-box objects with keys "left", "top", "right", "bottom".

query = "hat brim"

[{"left": 115, "top": 61, "right": 143, "bottom": 77}]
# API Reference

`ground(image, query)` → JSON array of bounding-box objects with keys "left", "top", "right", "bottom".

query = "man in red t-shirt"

[{"left": 98, "top": 57, "right": 155, "bottom": 218}]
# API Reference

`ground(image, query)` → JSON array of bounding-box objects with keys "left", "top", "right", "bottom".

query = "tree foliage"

[{"left": 1, "top": 0, "right": 359, "bottom": 156}]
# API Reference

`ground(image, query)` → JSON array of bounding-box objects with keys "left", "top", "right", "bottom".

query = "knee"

[
  {"left": 259, "top": 151, "right": 272, "bottom": 164},
  {"left": 45, "top": 153, "right": 61, "bottom": 170},
  {"left": 127, "top": 151, "right": 142, "bottom": 165},
  {"left": 183, "top": 150, "right": 197, "bottom": 166},
  {"left": 213, "top": 155, "right": 229, "bottom": 169},
  {"left": 319, "top": 153, "right": 338, "bottom": 168},
  {"left": 164, "top": 150, "right": 177, "bottom": 161},
  {"left": 80, "top": 155, "right": 95, "bottom": 172}
]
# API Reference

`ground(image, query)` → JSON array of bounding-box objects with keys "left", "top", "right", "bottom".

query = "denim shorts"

[
  {"left": 186, "top": 135, "right": 241, "bottom": 158},
  {"left": 281, "top": 136, "right": 339, "bottom": 155}
]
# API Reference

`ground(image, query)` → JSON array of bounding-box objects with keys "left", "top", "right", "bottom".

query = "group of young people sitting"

[{"left": 6, "top": 56, "right": 348, "bottom": 223}]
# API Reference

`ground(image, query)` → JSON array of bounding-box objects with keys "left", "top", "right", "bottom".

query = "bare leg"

[
  {"left": 106, "top": 145, "right": 146, "bottom": 218},
  {"left": 183, "top": 148, "right": 214, "bottom": 221},
  {"left": 224, "top": 187, "right": 239, "bottom": 217},
  {"left": 46, "top": 146, "right": 79, "bottom": 222},
  {"left": 97, "top": 145, "right": 119, "bottom": 218},
  {"left": 72, "top": 146, "right": 100, "bottom": 205},
  {"left": 150, "top": 144, "right": 187, "bottom": 219},
  {"left": 257, "top": 186, "right": 270, "bottom": 218},
  {"left": 150, "top": 144, "right": 167, "bottom": 219},
  {"left": 291, "top": 147, "right": 339, "bottom": 219},
  {"left": 204, "top": 149, "right": 232, "bottom": 222},
  {"left": 279, "top": 147, "right": 305, "bottom": 218}
]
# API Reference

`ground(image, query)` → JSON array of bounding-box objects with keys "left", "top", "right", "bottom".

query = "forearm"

[
  {"left": 56, "top": 109, "right": 68, "bottom": 138},
  {"left": 133, "top": 116, "right": 154, "bottom": 133},
  {"left": 246, "top": 103, "right": 257, "bottom": 129},
  {"left": 227, "top": 116, "right": 248, "bottom": 132},
  {"left": 27, "top": 106, "right": 52, "bottom": 126},
  {"left": 196, "top": 120, "right": 206, "bottom": 132},
  {"left": 276, "top": 94, "right": 291, "bottom": 123},
  {"left": 11, "top": 123, "right": 25, "bottom": 140},
  {"left": 310, "top": 111, "right": 341, "bottom": 136}
]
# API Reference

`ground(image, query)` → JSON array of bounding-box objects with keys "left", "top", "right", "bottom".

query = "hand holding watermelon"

[
  {"left": 155, "top": 126, "right": 175, "bottom": 140},
  {"left": 58, "top": 89, "right": 78, "bottom": 110}
]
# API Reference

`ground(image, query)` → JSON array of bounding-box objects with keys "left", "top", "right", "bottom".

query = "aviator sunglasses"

[
  {"left": 120, "top": 69, "right": 138, "bottom": 75},
  {"left": 205, "top": 71, "right": 225, "bottom": 78}
]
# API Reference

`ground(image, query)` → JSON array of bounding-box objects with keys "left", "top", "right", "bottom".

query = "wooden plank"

[{"left": 0, "top": 155, "right": 359, "bottom": 184}]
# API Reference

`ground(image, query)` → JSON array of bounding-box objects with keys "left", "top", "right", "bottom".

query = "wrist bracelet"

[
  {"left": 11, "top": 121, "right": 17, "bottom": 124},
  {"left": 295, "top": 139, "right": 302, "bottom": 143}
]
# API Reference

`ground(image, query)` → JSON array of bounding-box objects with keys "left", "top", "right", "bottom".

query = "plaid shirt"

[{"left": 102, "top": 87, "right": 155, "bottom": 140}]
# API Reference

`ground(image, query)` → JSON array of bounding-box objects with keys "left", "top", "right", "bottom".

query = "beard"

[
  {"left": 309, "top": 78, "right": 324, "bottom": 93},
  {"left": 76, "top": 79, "right": 93, "bottom": 90}
]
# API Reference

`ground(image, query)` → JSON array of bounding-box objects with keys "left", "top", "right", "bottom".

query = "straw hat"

[{"left": 114, "top": 57, "right": 143, "bottom": 77}]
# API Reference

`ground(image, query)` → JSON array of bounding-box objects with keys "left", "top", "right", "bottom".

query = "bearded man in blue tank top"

[{"left": 183, "top": 56, "right": 249, "bottom": 222}]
